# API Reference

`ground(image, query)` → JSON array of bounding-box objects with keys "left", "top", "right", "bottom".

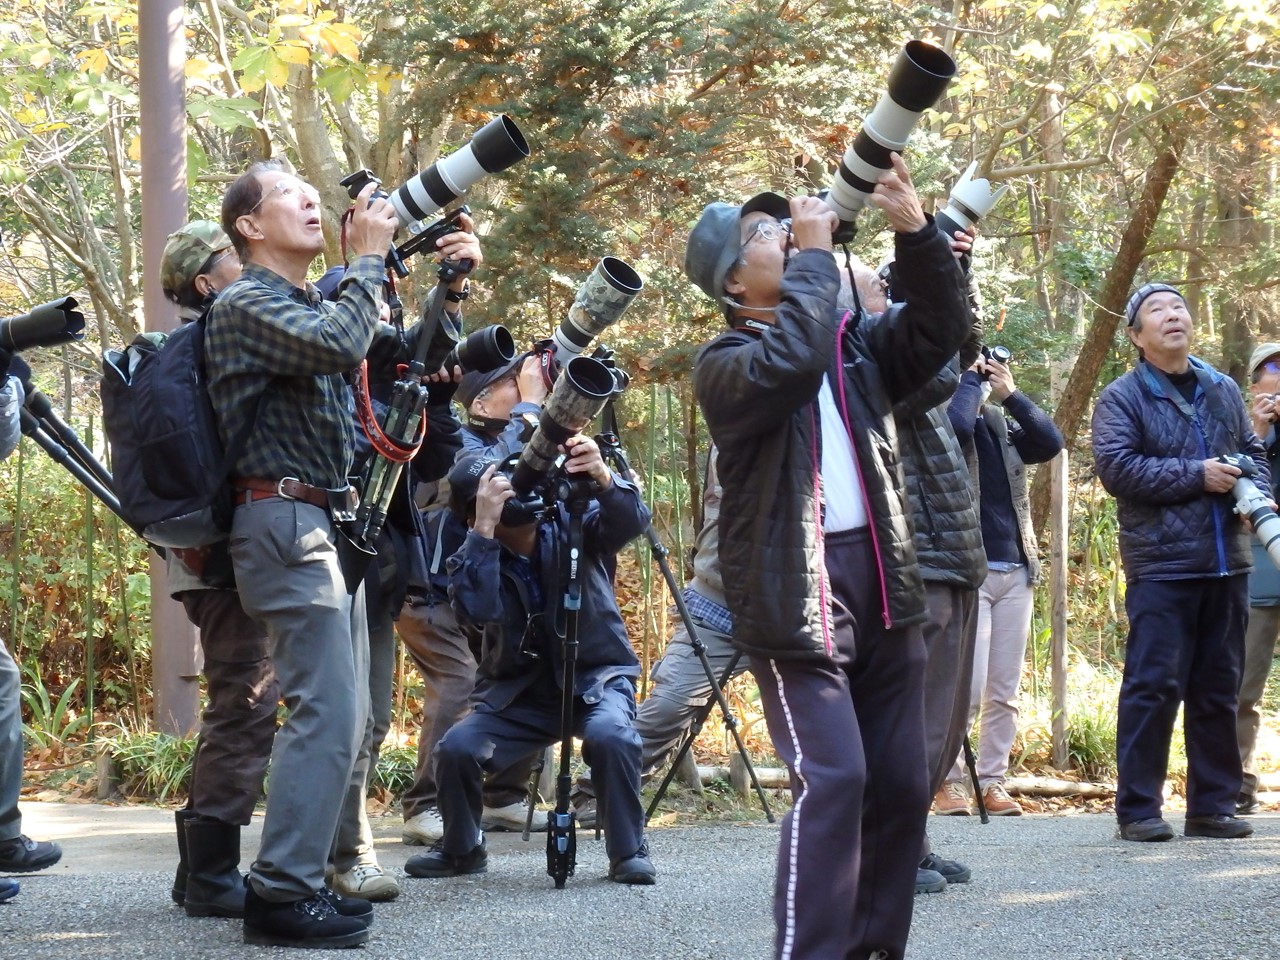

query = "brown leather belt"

[{"left": 232, "top": 476, "right": 329, "bottom": 508}]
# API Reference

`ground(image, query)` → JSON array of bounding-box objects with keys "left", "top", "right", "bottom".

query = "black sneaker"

[
  {"left": 608, "top": 841, "right": 656, "bottom": 885},
  {"left": 242, "top": 886, "right": 369, "bottom": 948},
  {"left": 920, "top": 852, "right": 971, "bottom": 884},
  {"left": 914, "top": 867, "right": 947, "bottom": 895},
  {"left": 1184, "top": 815, "right": 1254, "bottom": 839},
  {"left": 318, "top": 887, "right": 374, "bottom": 927},
  {"left": 404, "top": 839, "right": 488, "bottom": 879},
  {"left": 1116, "top": 817, "right": 1174, "bottom": 842},
  {"left": 0, "top": 835, "right": 62, "bottom": 873}
]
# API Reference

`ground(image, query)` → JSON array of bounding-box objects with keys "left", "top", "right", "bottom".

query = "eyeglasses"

[
  {"left": 744, "top": 218, "right": 792, "bottom": 247},
  {"left": 1263, "top": 360, "right": 1280, "bottom": 377},
  {"left": 205, "top": 249, "right": 238, "bottom": 272},
  {"left": 245, "top": 178, "right": 321, "bottom": 216}
]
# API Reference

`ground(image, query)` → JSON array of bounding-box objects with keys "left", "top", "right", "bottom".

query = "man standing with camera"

[
  {"left": 688, "top": 153, "right": 970, "bottom": 960},
  {"left": 208, "top": 161, "right": 478, "bottom": 947},
  {"left": 1093, "top": 282, "right": 1263, "bottom": 843},
  {"left": 1235, "top": 343, "right": 1280, "bottom": 815},
  {"left": 0, "top": 353, "right": 62, "bottom": 904}
]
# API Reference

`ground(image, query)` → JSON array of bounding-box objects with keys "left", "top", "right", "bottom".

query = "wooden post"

[{"left": 1050, "top": 448, "right": 1069, "bottom": 769}]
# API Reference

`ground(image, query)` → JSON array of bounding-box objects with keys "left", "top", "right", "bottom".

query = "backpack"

[{"left": 100, "top": 313, "right": 258, "bottom": 549}]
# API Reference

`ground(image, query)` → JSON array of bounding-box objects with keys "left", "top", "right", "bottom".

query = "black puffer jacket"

[
  {"left": 1092, "top": 356, "right": 1267, "bottom": 581},
  {"left": 891, "top": 358, "right": 985, "bottom": 588},
  {"left": 694, "top": 223, "right": 971, "bottom": 660}
]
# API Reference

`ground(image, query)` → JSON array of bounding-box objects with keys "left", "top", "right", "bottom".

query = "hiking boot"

[
  {"left": 981, "top": 782, "right": 1023, "bottom": 816},
  {"left": 242, "top": 886, "right": 369, "bottom": 948},
  {"left": 402, "top": 807, "right": 445, "bottom": 846},
  {"left": 1184, "top": 815, "right": 1254, "bottom": 839},
  {"left": 914, "top": 867, "right": 947, "bottom": 895},
  {"left": 331, "top": 863, "right": 400, "bottom": 902},
  {"left": 1117, "top": 817, "right": 1175, "bottom": 842},
  {"left": 404, "top": 839, "right": 488, "bottom": 879},
  {"left": 0, "top": 878, "right": 18, "bottom": 903},
  {"left": 0, "top": 835, "right": 62, "bottom": 873},
  {"left": 318, "top": 887, "right": 373, "bottom": 928},
  {"left": 1236, "top": 793, "right": 1260, "bottom": 816},
  {"left": 609, "top": 841, "right": 657, "bottom": 885},
  {"left": 571, "top": 793, "right": 597, "bottom": 829},
  {"left": 481, "top": 798, "right": 548, "bottom": 832},
  {"left": 933, "top": 781, "right": 971, "bottom": 816},
  {"left": 920, "top": 851, "right": 971, "bottom": 885}
]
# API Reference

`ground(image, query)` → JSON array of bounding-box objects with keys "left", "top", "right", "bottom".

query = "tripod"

[{"left": 595, "top": 400, "right": 774, "bottom": 824}]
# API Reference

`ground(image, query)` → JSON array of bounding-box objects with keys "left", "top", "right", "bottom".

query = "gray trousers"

[
  {"left": 0, "top": 635, "right": 23, "bottom": 843},
  {"left": 230, "top": 499, "right": 370, "bottom": 901},
  {"left": 575, "top": 616, "right": 746, "bottom": 799},
  {"left": 396, "top": 596, "right": 532, "bottom": 817},
  {"left": 1238, "top": 605, "right": 1280, "bottom": 800},
  {"left": 327, "top": 581, "right": 397, "bottom": 872},
  {"left": 179, "top": 590, "right": 278, "bottom": 825}
]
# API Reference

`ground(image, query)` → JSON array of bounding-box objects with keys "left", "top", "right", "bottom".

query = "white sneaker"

[
  {"left": 402, "top": 807, "right": 445, "bottom": 845},
  {"left": 482, "top": 799, "right": 548, "bottom": 832},
  {"left": 331, "top": 862, "right": 400, "bottom": 902}
]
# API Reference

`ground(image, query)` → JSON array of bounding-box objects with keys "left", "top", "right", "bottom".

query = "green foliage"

[
  {"left": 19, "top": 665, "right": 89, "bottom": 752},
  {"left": 371, "top": 744, "right": 417, "bottom": 799},
  {"left": 98, "top": 727, "right": 195, "bottom": 803}
]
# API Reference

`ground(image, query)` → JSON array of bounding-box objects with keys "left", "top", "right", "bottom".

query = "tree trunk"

[{"left": 1030, "top": 133, "right": 1185, "bottom": 537}]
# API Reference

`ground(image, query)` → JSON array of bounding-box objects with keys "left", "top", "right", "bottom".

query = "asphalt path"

[{"left": 2, "top": 802, "right": 1278, "bottom": 959}]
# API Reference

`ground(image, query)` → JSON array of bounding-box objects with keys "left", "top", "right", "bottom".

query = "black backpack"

[{"left": 101, "top": 314, "right": 258, "bottom": 549}]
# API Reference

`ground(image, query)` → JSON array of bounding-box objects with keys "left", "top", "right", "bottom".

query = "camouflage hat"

[{"left": 160, "top": 221, "right": 232, "bottom": 297}]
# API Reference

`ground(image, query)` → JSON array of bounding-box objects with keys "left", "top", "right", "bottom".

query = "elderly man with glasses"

[{"left": 686, "top": 152, "right": 971, "bottom": 960}]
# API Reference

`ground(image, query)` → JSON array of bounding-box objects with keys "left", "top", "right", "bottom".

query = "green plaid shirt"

[{"left": 205, "top": 255, "right": 390, "bottom": 488}]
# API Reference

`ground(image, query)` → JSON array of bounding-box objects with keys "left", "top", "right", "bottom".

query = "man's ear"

[
  {"left": 724, "top": 267, "right": 745, "bottom": 298},
  {"left": 1125, "top": 325, "right": 1141, "bottom": 350},
  {"left": 236, "top": 215, "right": 264, "bottom": 244}
]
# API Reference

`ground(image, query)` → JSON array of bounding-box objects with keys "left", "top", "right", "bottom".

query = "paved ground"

[{"left": 1, "top": 802, "right": 1278, "bottom": 959}]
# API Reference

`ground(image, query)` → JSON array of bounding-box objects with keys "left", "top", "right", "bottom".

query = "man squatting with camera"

[
  {"left": 688, "top": 152, "right": 971, "bottom": 960},
  {"left": 415, "top": 439, "right": 656, "bottom": 884},
  {"left": 1092, "top": 283, "right": 1262, "bottom": 844},
  {"left": 205, "top": 161, "right": 480, "bottom": 947}
]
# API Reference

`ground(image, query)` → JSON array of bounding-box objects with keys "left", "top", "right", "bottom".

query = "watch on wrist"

[{"left": 445, "top": 281, "right": 470, "bottom": 303}]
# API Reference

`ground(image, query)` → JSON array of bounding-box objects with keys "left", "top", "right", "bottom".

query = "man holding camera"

[
  {"left": 1235, "top": 343, "right": 1280, "bottom": 815},
  {"left": 0, "top": 352, "right": 62, "bottom": 903},
  {"left": 688, "top": 153, "right": 970, "bottom": 960},
  {"left": 940, "top": 350, "right": 1062, "bottom": 815},
  {"left": 1093, "top": 283, "right": 1262, "bottom": 843},
  {"left": 410, "top": 441, "right": 654, "bottom": 884},
  {"left": 208, "top": 160, "right": 479, "bottom": 947}
]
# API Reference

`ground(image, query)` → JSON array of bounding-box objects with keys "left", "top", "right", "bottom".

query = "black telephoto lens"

[
  {"left": 442, "top": 325, "right": 517, "bottom": 374},
  {"left": 0, "top": 297, "right": 86, "bottom": 353}
]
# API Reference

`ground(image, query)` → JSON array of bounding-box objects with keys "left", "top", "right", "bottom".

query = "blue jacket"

[
  {"left": 1092, "top": 356, "right": 1267, "bottom": 581},
  {"left": 447, "top": 476, "right": 648, "bottom": 710}
]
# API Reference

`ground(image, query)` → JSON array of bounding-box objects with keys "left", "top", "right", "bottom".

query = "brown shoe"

[
  {"left": 982, "top": 782, "right": 1023, "bottom": 816},
  {"left": 933, "top": 781, "right": 971, "bottom": 816}
]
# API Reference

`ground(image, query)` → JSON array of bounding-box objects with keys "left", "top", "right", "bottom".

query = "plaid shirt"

[
  {"left": 683, "top": 586, "right": 733, "bottom": 635},
  {"left": 205, "top": 255, "right": 390, "bottom": 488}
]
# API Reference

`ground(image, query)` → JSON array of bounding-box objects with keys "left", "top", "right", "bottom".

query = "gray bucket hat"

[{"left": 684, "top": 192, "right": 792, "bottom": 309}]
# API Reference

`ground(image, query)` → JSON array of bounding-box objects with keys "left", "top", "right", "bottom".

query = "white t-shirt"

[{"left": 817, "top": 376, "right": 869, "bottom": 532}]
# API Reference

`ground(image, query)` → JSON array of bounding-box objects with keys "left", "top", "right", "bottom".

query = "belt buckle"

[{"left": 276, "top": 477, "right": 301, "bottom": 501}]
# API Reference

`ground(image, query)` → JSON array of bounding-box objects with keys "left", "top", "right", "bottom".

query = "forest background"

[{"left": 0, "top": 0, "right": 1278, "bottom": 805}]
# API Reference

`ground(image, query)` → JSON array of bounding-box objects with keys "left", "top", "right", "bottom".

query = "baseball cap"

[
  {"left": 1125, "top": 282, "right": 1183, "bottom": 327},
  {"left": 1249, "top": 342, "right": 1280, "bottom": 377},
  {"left": 446, "top": 453, "right": 504, "bottom": 519},
  {"left": 160, "top": 221, "right": 232, "bottom": 297},
  {"left": 455, "top": 352, "right": 528, "bottom": 409},
  {"left": 684, "top": 192, "right": 792, "bottom": 308}
]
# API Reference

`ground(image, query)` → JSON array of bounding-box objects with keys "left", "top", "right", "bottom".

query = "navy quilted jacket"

[{"left": 1091, "top": 356, "right": 1267, "bottom": 581}]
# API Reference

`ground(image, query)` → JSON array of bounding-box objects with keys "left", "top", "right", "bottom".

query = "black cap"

[
  {"left": 447, "top": 453, "right": 503, "bottom": 519},
  {"left": 455, "top": 352, "right": 528, "bottom": 409}
]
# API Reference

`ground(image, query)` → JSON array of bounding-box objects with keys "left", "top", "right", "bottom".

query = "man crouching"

[{"left": 405, "top": 437, "right": 657, "bottom": 884}]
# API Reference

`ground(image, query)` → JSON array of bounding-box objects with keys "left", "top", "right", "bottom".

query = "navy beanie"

[{"left": 1125, "top": 282, "right": 1182, "bottom": 327}]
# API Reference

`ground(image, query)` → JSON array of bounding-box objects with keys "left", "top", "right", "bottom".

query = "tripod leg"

[
  {"left": 522, "top": 748, "right": 547, "bottom": 843},
  {"left": 963, "top": 735, "right": 989, "bottom": 824}
]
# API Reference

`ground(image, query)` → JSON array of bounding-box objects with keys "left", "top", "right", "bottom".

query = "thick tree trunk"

[{"left": 1030, "top": 134, "right": 1185, "bottom": 537}]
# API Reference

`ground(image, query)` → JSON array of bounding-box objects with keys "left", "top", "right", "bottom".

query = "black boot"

[
  {"left": 172, "top": 808, "right": 199, "bottom": 906},
  {"left": 183, "top": 816, "right": 247, "bottom": 918}
]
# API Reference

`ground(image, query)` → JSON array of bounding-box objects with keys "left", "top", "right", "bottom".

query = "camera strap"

[{"left": 1143, "top": 361, "right": 1234, "bottom": 438}]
